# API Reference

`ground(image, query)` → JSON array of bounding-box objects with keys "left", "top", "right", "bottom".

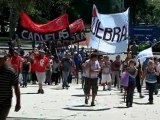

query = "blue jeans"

[
  {"left": 22, "top": 71, "right": 29, "bottom": 86},
  {"left": 62, "top": 71, "right": 70, "bottom": 88}
]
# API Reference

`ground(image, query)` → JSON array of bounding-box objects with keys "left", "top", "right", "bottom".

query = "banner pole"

[{"left": 127, "top": 8, "right": 130, "bottom": 55}]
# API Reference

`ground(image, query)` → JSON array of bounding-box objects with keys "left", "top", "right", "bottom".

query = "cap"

[{"left": 0, "top": 50, "right": 6, "bottom": 58}]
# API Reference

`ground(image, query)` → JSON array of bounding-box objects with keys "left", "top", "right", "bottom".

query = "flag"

[
  {"left": 20, "top": 11, "right": 69, "bottom": 33},
  {"left": 17, "top": 11, "right": 70, "bottom": 41},
  {"left": 137, "top": 47, "right": 153, "bottom": 60},
  {"left": 51, "top": 19, "right": 86, "bottom": 47},
  {"left": 89, "top": 5, "right": 129, "bottom": 54},
  {"left": 69, "top": 19, "right": 85, "bottom": 33}
]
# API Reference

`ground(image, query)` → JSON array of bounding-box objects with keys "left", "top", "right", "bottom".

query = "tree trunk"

[{"left": 9, "top": 2, "right": 17, "bottom": 39}]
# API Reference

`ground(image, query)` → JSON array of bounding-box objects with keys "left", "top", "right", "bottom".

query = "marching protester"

[
  {"left": 126, "top": 59, "right": 138, "bottom": 107},
  {"left": 61, "top": 53, "right": 74, "bottom": 89},
  {"left": 111, "top": 55, "right": 121, "bottom": 89},
  {"left": 45, "top": 55, "right": 53, "bottom": 85},
  {"left": 83, "top": 53, "right": 101, "bottom": 106},
  {"left": 11, "top": 50, "right": 23, "bottom": 75},
  {"left": 130, "top": 41, "right": 138, "bottom": 58},
  {"left": 73, "top": 51, "right": 82, "bottom": 83},
  {"left": 21, "top": 56, "right": 31, "bottom": 87},
  {"left": 136, "top": 60, "right": 144, "bottom": 98},
  {"left": 0, "top": 50, "right": 21, "bottom": 120},
  {"left": 52, "top": 57, "right": 60, "bottom": 85},
  {"left": 34, "top": 50, "right": 49, "bottom": 94},
  {"left": 142, "top": 60, "right": 159, "bottom": 104},
  {"left": 154, "top": 57, "right": 160, "bottom": 95},
  {"left": 101, "top": 55, "right": 112, "bottom": 91}
]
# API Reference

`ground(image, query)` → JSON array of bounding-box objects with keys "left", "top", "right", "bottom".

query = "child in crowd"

[{"left": 126, "top": 59, "right": 138, "bottom": 107}]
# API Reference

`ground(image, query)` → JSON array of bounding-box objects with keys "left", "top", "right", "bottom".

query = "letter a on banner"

[{"left": 90, "top": 5, "right": 129, "bottom": 54}]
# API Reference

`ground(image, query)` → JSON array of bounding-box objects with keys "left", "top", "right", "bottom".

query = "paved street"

[{"left": 7, "top": 82, "right": 160, "bottom": 120}]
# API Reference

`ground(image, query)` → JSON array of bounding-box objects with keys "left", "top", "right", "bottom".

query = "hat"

[{"left": 0, "top": 50, "right": 6, "bottom": 58}]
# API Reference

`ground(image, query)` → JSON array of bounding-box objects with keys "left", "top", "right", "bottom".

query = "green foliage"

[{"left": 125, "top": 0, "right": 160, "bottom": 24}]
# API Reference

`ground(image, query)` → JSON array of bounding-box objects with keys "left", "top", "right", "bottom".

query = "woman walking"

[
  {"left": 126, "top": 59, "right": 138, "bottom": 107},
  {"left": 143, "top": 60, "right": 159, "bottom": 104},
  {"left": 101, "top": 56, "right": 112, "bottom": 91}
]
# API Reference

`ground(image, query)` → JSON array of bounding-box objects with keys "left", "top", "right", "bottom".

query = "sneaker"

[
  {"left": 148, "top": 101, "right": 153, "bottom": 104},
  {"left": 37, "top": 89, "right": 41, "bottom": 94},
  {"left": 91, "top": 102, "right": 95, "bottom": 106},
  {"left": 41, "top": 89, "right": 44, "bottom": 94},
  {"left": 85, "top": 99, "right": 88, "bottom": 104},
  {"left": 139, "top": 94, "right": 144, "bottom": 98},
  {"left": 155, "top": 90, "right": 158, "bottom": 95}
]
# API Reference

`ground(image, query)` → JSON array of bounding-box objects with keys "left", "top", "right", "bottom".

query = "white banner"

[
  {"left": 137, "top": 47, "right": 153, "bottom": 60},
  {"left": 90, "top": 5, "right": 129, "bottom": 54}
]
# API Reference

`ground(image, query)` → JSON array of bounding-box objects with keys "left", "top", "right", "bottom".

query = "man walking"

[
  {"left": 61, "top": 53, "right": 74, "bottom": 89},
  {"left": 0, "top": 50, "right": 21, "bottom": 120},
  {"left": 111, "top": 55, "right": 121, "bottom": 89},
  {"left": 35, "top": 50, "right": 48, "bottom": 94}
]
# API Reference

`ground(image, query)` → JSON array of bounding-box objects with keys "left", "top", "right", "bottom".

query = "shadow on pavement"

[
  {"left": 63, "top": 106, "right": 111, "bottom": 111},
  {"left": 50, "top": 88, "right": 64, "bottom": 90},
  {"left": 75, "top": 88, "right": 83, "bottom": 90},
  {"left": 21, "top": 93, "right": 38, "bottom": 95},
  {"left": 114, "top": 106, "right": 129, "bottom": 109},
  {"left": 7, "top": 117, "right": 56, "bottom": 120},
  {"left": 72, "top": 94, "right": 113, "bottom": 97},
  {"left": 133, "top": 102, "right": 150, "bottom": 105}
]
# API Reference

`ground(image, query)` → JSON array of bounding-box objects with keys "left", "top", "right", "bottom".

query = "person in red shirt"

[
  {"left": 11, "top": 51, "right": 23, "bottom": 74},
  {"left": 35, "top": 50, "right": 48, "bottom": 94},
  {"left": 30, "top": 49, "right": 39, "bottom": 84}
]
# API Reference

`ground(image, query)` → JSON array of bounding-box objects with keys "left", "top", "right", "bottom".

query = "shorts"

[
  {"left": 84, "top": 77, "right": 98, "bottom": 95},
  {"left": 102, "top": 74, "right": 112, "bottom": 83},
  {"left": 36, "top": 72, "right": 46, "bottom": 83}
]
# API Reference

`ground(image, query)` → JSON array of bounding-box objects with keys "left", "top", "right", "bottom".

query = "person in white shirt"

[
  {"left": 83, "top": 53, "right": 101, "bottom": 106},
  {"left": 101, "top": 55, "right": 112, "bottom": 91}
]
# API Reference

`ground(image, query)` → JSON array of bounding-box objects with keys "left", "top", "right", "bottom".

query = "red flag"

[
  {"left": 69, "top": 19, "right": 85, "bottom": 33},
  {"left": 20, "top": 11, "right": 69, "bottom": 33}
]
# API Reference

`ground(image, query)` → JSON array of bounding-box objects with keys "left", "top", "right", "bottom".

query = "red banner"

[
  {"left": 20, "top": 11, "right": 69, "bottom": 33},
  {"left": 69, "top": 19, "right": 85, "bottom": 34}
]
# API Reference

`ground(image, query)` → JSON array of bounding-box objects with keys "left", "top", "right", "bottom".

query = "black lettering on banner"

[
  {"left": 95, "top": 21, "right": 103, "bottom": 39},
  {"left": 103, "top": 28, "right": 113, "bottom": 41},
  {"left": 92, "top": 19, "right": 99, "bottom": 35},
  {"left": 34, "top": 33, "right": 41, "bottom": 41},
  {"left": 112, "top": 27, "right": 121, "bottom": 42},
  {"left": 120, "top": 25, "right": 127, "bottom": 41}
]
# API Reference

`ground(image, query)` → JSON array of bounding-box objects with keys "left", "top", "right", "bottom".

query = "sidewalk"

[{"left": 7, "top": 83, "right": 160, "bottom": 120}]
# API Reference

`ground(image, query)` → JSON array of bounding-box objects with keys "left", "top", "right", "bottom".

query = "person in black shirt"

[{"left": 0, "top": 50, "right": 21, "bottom": 120}]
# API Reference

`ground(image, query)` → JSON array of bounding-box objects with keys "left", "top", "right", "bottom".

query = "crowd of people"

[{"left": 1, "top": 40, "right": 160, "bottom": 119}]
